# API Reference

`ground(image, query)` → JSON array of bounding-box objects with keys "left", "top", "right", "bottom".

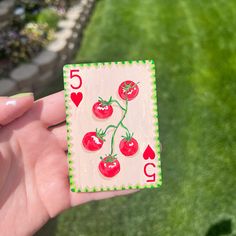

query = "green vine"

[
  {"left": 110, "top": 98, "right": 128, "bottom": 155},
  {"left": 97, "top": 97, "right": 132, "bottom": 159},
  {"left": 111, "top": 99, "right": 125, "bottom": 111},
  {"left": 103, "top": 125, "right": 117, "bottom": 133},
  {"left": 121, "top": 122, "right": 130, "bottom": 135}
]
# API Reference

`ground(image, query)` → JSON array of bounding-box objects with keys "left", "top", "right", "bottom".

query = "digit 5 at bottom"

[{"left": 144, "top": 163, "right": 156, "bottom": 182}]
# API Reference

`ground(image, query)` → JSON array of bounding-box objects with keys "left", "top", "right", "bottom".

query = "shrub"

[{"left": 37, "top": 8, "right": 60, "bottom": 29}]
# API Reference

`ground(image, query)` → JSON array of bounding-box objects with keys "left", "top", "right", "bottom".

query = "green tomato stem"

[
  {"left": 121, "top": 122, "right": 130, "bottom": 136},
  {"left": 111, "top": 99, "right": 126, "bottom": 111},
  {"left": 103, "top": 125, "right": 117, "bottom": 134}
]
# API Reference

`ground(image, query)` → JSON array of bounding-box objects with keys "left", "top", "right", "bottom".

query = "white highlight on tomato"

[
  {"left": 104, "top": 162, "right": 117, "bottom": 169},
  {"left": 97, "top": 105, "right": 109, "bottom": 111},
  {"left": 124, "top": 87, "right": 137, "bottom": 95},
  {"left": 92, "top": 135, "right": 102, "bottom": 144}
]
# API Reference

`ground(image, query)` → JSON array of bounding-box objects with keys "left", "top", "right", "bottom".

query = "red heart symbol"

[
  {"left": 71, "top": 92, "right": 83, "bottom": 107},
  {"left": 143, "top": 145, "right": 155, "bottom": 160}
]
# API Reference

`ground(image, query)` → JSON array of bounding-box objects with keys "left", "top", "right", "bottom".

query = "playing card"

[{"left": 63, "top": 60, "right": 162, "bottom": 192}]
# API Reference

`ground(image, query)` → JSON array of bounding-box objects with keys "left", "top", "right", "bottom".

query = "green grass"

[{"left": 36, "top": 0, "right": 236, "bottom": 235}]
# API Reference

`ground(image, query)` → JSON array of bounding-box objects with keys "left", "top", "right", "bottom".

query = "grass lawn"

[{"left": 36, "top": 0, "right": 236, "bottom": 235}]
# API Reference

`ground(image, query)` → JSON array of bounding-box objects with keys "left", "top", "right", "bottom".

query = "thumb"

[{"left": 0, "top": 93, "right": 34, "bottom": 126}]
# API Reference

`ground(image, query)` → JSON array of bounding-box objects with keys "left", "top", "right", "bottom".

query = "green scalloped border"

[{"left": 63, "top": 59, "right": 162, "bottom": 192}]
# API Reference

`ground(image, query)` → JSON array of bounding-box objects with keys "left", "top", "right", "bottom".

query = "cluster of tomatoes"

[{"left": 82, "top": 80, "right": 139, "bottom": 178}]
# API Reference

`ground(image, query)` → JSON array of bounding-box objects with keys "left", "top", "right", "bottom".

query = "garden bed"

[
  {"left": 0, "top": 0, "right": 95, "bottom": 96},
  {"left": 0, "top": 0, "right": 71, "bottom": 77}
]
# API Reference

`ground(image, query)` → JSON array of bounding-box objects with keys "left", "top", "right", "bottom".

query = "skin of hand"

[{"left": 0, "top": 92, "right": 137, "bottom": 236}]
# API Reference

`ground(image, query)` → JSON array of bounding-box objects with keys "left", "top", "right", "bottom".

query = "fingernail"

[{"left": 10, "top": 92, "right": 33, "bottom": 98}]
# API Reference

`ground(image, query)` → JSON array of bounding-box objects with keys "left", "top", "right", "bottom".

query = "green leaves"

[
  {"left": 102, "top": 154, "right": 118, "bottom": 163},
  {"left": 95, "top": 128, "right": 106, "bottom": 141},
  {"left": 121, "top": 131, "right": 134, "bottom": 141},
  {"left": 122, "top": 81, "right": 140, "bottom": 92},
  {"left": 98, "top": 96, "right": 113, "bottom": 106}
]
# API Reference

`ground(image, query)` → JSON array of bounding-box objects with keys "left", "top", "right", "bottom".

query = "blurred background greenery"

[
  {"left": 2, "top": 0, "right": 236, "bottom": 235},
  {"left": 0, "top": 0, "right": 72, "bottom": 77}
]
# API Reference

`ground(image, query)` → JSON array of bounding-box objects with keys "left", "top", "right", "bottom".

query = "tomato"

[
  {"left": 82, "top": 131, "right": 104, "bottom": 151},
  {"left": 118, "top": 80, "right": 139, "bottom": 101},
  {"left": 99, "top": 156, "right": 120, "bottom": 178},
  {"left": 92, "top": 101, "right": 113, "bottom": 119},
  {"left": 119, "top": 137, "right": 139, "bottom": 156}
]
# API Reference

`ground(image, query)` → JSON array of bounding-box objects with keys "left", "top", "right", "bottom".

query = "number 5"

[
  {"left": 144, "top": 163, "right": 156, "bottom": 182},
  {"left": 70, "top": 69, "right": 82, "bottom": 89}
]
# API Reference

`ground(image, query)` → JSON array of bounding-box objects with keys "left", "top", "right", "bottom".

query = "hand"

[{"left": 0, "top": 92, "right": 136, "bottom": 236}]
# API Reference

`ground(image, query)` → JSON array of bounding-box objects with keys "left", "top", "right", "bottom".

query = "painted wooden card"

[{"left": 63, "top": 60, "right": 162, "bottom": 192}]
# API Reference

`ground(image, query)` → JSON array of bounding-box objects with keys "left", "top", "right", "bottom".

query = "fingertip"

[
  {"left": 32, "top": 91, "right": 66, "bottom": 127},
  {"left": 0, "top": 93, "right": 34, "bottom": 125},
  {"left": 10, "top": 92, "right": 34, "bottom": 99}
]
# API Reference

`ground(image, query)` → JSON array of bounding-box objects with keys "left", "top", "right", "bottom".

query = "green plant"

[
  {"left": 21, "top": 22, "right": 54, "bottom": 43},
  {"left": 37, "top": 8, "right": 60, "bottom": 29}
]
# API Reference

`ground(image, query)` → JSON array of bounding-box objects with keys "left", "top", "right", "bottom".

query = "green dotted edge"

[
  {"left": 63, "top": 66, "right": 76, "bottom": 191},
  {"left": 150, "top": 60, "right": 163, "bottom": 188},
  {"left": 63, "top": 59, "right": 162, "bottom": 192}
]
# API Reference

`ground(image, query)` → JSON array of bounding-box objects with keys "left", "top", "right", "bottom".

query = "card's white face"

[{"left": 63, "top": 60, "right": 161, "bottom": 192}]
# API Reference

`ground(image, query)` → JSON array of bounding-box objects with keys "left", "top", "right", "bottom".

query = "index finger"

[
  {"left": 0, "top": 93, "right": 34, "bottom": 126},
  {"left": 27, "top": 91, "right": 66, "bottom": 127}
]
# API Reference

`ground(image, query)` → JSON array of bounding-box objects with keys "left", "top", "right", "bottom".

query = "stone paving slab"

[
  {"left": 33, "top": 50, "right": 58, "bottom": 72},
  {"left": 10, "top": 64, "right": 39, "bottom": 89},
  {"left": 0, "top": 79, "right": 18, "bottom": 96}
]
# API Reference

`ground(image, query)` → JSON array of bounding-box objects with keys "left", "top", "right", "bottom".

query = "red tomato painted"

[
  {"left": 119, "top": 137, "right": 139, "bottom": 156},
  {"left": 92, "top": 101, "right": 113, "bottom": 119},
  {"left": 99, "top": 156, "right": 120, "bottom": 177},
  {"left": 118, "top": 80, "right": 139, "bottom": 101},
  {"left": 82, "top": 132, "right": 104, "bottom": 151}
]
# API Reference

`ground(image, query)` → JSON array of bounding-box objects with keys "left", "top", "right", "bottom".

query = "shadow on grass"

[
  {"left": 206, "top": 219, "right": 233, "bottom": 236},
  {"left": 34, "top": 217, "right": 58, "bottom": 236}
]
